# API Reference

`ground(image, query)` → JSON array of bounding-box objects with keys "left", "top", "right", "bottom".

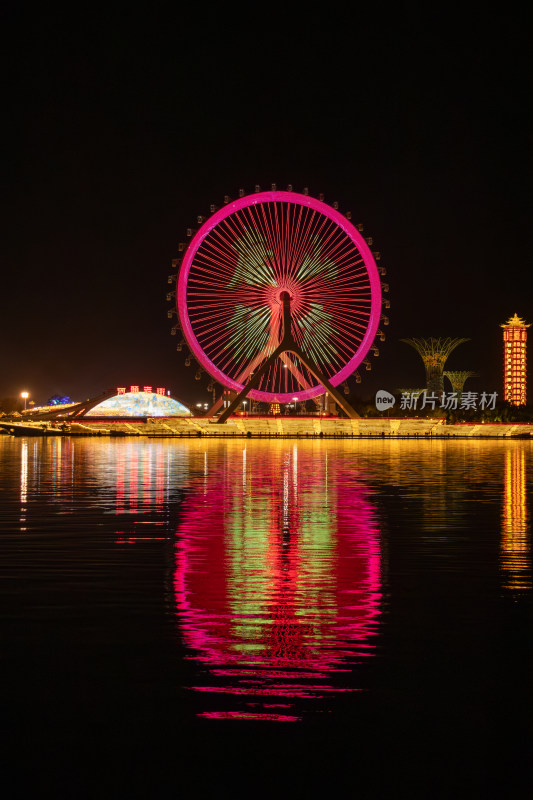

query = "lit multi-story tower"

[{"left": 501, "top": 314, "right": 530, "bottom": 405}]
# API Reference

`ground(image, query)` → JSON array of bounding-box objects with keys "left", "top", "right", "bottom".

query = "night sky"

[{"left": 2, "top": 7, "right": 532, "bottom": 406}]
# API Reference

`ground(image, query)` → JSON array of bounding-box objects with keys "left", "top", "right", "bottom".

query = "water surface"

[{"left": 2, "top": 436, "right": 532, "bottom": 795}]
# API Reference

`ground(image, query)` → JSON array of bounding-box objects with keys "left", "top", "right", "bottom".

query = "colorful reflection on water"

[
  {"left": 173, "top": 441, "right": 382, "bottom": 721},
  {"left": 502, "top": 447, "right": 531, "bottom": 592},
  {"left": 4, "top": 434, "right": 533, "bottom": 723}
]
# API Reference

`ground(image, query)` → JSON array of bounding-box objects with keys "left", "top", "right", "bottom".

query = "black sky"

[{"left": 2, "top": 6, "right": 532, "bottom": 405}]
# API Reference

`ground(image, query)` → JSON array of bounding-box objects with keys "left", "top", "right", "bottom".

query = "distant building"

[
  {"left": 89, "top": 390, "right": 191, "bottom": 417},
  {"left": 20, "top": 388, "right": 192, "bottom": 421},
  {"left": 501, "top": 314, "right": 530, "bottom": 406}
]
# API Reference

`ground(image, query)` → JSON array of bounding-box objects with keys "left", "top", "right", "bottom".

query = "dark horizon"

[{"left": 2, "top": 8, "right": 532, "bottom": 407}]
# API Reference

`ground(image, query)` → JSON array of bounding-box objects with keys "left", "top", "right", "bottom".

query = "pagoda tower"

[{"left": 501, "top": 314, "right": 530, "bottom": 405}]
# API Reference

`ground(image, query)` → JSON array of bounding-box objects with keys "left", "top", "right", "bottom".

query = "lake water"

[{"left": 2, "top": 436, "right": 532, "bottom": 796}]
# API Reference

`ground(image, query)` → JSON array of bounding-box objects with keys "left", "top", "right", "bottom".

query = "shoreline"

[{"left": 2, "top": 417, "right": 532, "bottom": 439}]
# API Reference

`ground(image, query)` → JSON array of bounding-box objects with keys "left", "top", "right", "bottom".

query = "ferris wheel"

[{"left": 169, "top": 188, "right": 388, "bottom": 417}]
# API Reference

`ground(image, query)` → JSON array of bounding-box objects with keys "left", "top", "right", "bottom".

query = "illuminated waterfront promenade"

[
  {"left": 3, "top": 416, "right": 532, "bottom": 438},
  {"left": 137, "top": 417, "right": 532, "bottom": 438}
]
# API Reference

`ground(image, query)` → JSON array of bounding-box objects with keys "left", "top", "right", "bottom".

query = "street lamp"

[
  {"left": 242, "top": 400, "right": 247, "bottom": 416},
  {"left": 21, "top": 391, "right": 29, "bottom": 411}
]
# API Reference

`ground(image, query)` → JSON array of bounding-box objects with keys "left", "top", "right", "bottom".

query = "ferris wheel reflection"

[{"left": 173, "top": 440, "right": 382, "bottom": 722}]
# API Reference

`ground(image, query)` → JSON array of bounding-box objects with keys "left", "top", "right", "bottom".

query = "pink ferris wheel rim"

[{"left": 177, "top": 190, "right": 382, "bottom": 402}]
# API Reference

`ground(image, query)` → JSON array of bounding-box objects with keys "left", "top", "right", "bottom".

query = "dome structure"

[{"left": 88, "top": 391, "right": 191, "bottom": 417}]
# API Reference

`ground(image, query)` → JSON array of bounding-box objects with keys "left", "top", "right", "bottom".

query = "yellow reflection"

[
  {"left": 502, "top": 447, "right": 530, "bottom": 591},
  {"left": 20, "top": 439, "right": 28, "bottom": 530}
]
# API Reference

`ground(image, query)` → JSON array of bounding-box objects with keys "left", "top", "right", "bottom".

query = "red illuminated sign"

[{"left": 116, "top": 385, "right": 166, "bottom": 395}]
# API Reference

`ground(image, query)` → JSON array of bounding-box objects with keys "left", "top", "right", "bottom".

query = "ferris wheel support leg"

[
  {"left": 216, "top": 344, "right": 286, "bottom": 424},
  {"left": 278, "top": 352, "right": 322, "bottom": 410},
  {"left": 205, "top": 395, "right": 224, "bottom": 417},
  {"left": 279, "top": 291, "right": 358, "bottom": 419},
  {"left": 205, "top": 346, "right": 277, "bottom": 417},
  {"left": 216, "top": 345, "right": 359, "bottom": 423},
  {"left": 216, "top": 291, "right": 360, "bottom": 423},
  {"left": 285, "top": 348, "right": 359, "bottom": 419}
]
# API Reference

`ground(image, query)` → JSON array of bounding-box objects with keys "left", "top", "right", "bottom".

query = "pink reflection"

[
  {"left": 174, "top": 442, "right": 382, "bottom": 721},
  {"left": 198, "top": 712, "right": 301, "bottom": 722}
]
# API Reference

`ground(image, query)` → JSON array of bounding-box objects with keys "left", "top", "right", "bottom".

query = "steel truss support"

[{"left": 216, "top": 292, "right": 359, "bottom": 423}]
